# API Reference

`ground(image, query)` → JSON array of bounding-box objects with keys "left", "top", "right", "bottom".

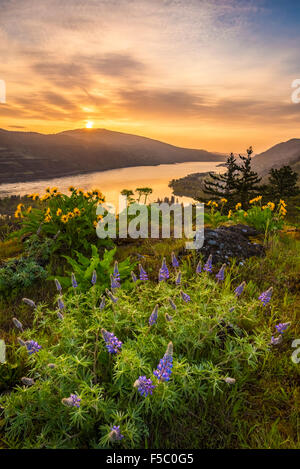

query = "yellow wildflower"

[
  {"left": 51, "top": 187, "right": 58, "bottom": 194},
  {"left": 207, "top": 200, "right": 212, "bottom": 206},
  {"left": 279, "top": 199, "right": 287, "bottom": 207},
  {"left": 14, "top": 210, "right": 22, "bottom": 219},
  {"left": 235, "top": 203, "right": 242, "bottom": 210},
  {"left": 228, "top": 210, "right": 232, "bottom": 219},
  {"left": 67, "top": 212, "right": 74, "bottom": 219},
  {"left": 267, "top": 202, "right": 275, "bottom": 211},
  {"left": 244, "top": 212, "right": 248, "bottom": 217},
  {"left": 220, "top": 198, "right": 227, "bottom": 204},
  {"left": 61, "top": 215, "right": 68, "bottom": 224},
  {"left": 44, "top": 215, "right": 52, "bottom": 223},
  {"left": 73, "top": 208, "right": 81, "bottom": 216},
  {"left": 27, "top": 206, "right": 32, "bottom": 214},
  {"left": 93, "top": 221, "right": 98, "bottom": 228},
  {"left": 97, "top": 214, "right": 103, "bottom": 221},
  {"left": 17, "top": 203, "right": 24, "bottom": 210},
  {"left": 56, "top": 208, "right": 62, "bottom": 216},
  {"left": 69, "top": 186, "right": 75, "bottom": 192}
]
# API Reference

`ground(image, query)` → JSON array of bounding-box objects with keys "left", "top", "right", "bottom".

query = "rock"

[{"left": 185, "top": 224, "right": 265, "bottom": 265}]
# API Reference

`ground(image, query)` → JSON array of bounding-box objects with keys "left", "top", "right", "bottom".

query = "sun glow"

[{"left": 86, "top": 121, "right": 94, "bottom": 129}]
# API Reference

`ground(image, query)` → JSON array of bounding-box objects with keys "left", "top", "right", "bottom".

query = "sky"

[{"left": 0, "top": 0, "right": 300, "bottom": 153}]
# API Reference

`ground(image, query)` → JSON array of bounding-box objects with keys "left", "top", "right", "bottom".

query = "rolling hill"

[
  {"left": 252, "top": 138, "right": 300, "bottom": 176},
  {"left": 0, "top": 128, "right": 226, "bottom": 184}
]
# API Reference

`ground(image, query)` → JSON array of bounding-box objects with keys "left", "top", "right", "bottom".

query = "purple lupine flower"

[
  {"left": 275, "top": 322, "right": 291, "bottom": 334},
  {"left": 134, "top": 376, "right": 156, "bottom": 397},
  {"left": 165, "top": 313, "right": 173, "bottom": 322},
  {"left": 21, "top": 377, "right": 35, "bottom": 386},
  {"left": 106, "top": 289, "right": 118, "bottom": 303},
  {"left": 158, "top": 258, "right": 169, "bottom": 281},
  {"left": 25, "top": 340, "right": 41, "bottom": 355},
  {"left": 216, "top": 264, "right": 226, "bottom": 282},
  {"left": 139, "top": 264, "right": 148, "bottom": 281},
  {"left": 22, "top": 298, "right": 36, "bottom": 308},
  {"left": 229, "top": 307, "right": 235, "bottom": 313},
  {"left": 153, "top": 342, "right": 173, "bottom": 382},
  {"left": 171, "top": 252, "right": 179, "bottom": 268},
  {"left": 270, "top": 335, "right": 282, "bottom": 345},
  {"left": 54, "top": 279, "right": 62, "bottom": 292},
  {"left": 175, "top": 271, "right": 181, "bottom": 285},
  {"left": 99, "top": 296, "right": 106, "bottom": 310},
  {"left": 62, "top": 394, "right": 81, "bottom": 408},
  {"left": 180, "top": 290, "right": 191, "bottom": 303},
  {"left": 131, "top": 271, "right": 137, "bottom": 282},
  {"left": 234, "top": 281, "right": 246, "bottom": 297},
  {"left": 101, "top": 328, "right": 122, "bottom": 354},
  {"left": 110, "top": 274, "right": 120, "bottom": 289},
  {"left": 109, "top": 426, "right": 124, "bottom": 441},
  {"left": 58, "top": 297, "right": 65, "bottom": 310},
  {"left": 113, "top": 261, "right": 120, "bottom": 282},
  {"left": 196, "top": 261, "right": 202, "bottom": 274},
  {"left": 12, "top": 317, "right": 23, "bottom": 331},
  {"left": 57, "top": 311, "right": 64, "bottom": 320},
  {"left": 17, "top": 337, "right": 26, "bottom": 347},
  {"left": 258, "top": 287, "right": 273, "bottom": 306},
  {"left": 168, "top": 298, "right": 177, "bottom": 310},
  {"left": 203, "top": 255, "right": 213, "bottom": 273},
  {"left": 71, "top": 273, "right": 78, "bottom": 288},
  {"left": 91, "top": 270, "right": 97, "bottom": 285},
  {"left": 149, "top": 304, "right": 158, "bottom": 326},
  {"left": 158, "top": 268, "right": 165, "bottom": 282}
]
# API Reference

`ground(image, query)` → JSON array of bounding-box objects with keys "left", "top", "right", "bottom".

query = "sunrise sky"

[{"left": 0, "top": 0, "right": 300, "bottom": 153}]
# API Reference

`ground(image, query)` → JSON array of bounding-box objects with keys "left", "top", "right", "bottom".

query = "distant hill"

[
  {"left": 252, "top": 138, "right": 300, "bottom": 176},
  {"left": 0, "top": 128, "right": 226, "bottom": 184}
]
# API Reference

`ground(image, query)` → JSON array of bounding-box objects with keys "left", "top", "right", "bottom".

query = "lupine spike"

[
  {"left": 110, "top": 274, "right": 120, "bottom": 289},
  {"left": 165, "top": 313, "right": 173, "bottom": 322},
  {"left": 71, "top": 273, "right": 78, "bottom": 288},
  {"left": 216, "top": 264, "right": 226, "bottom": 282},
  {"left": 62, "top": 394, "right": 81, "bottom": 408},
  {"left": 57, "top": 297, "right": 65, "bottom": 310},
  {"left": 168, "top": 298, "right": 177, "bottom": 310},
  {"left": 54, "top": 279, "right": 62, "bottom": 292},
  {"left": 171, "top": 252, "right": 179, "bottom": 268},
  {"left": 160, "top": 258, "right": 169, "bottom": 280},
  {"left": 12, "top": 317, "right": 23, "bottom": 331},
  {"left": 203, "top": 254, "right": 213, "bottom": 273},
  {"left": 149, "top": 304, "right": 158, "bottom": 326},
  {"left": 270, "top": 335, "right": 282, "bottom": 345},
  {"left": 153, "top": 342, "right": 173, "bottom": 382},
  {"left": 99, "top": 296, "right": 106, "bottom": 310},
  {"left": 22, "top": 298, "right": 36, "bottom": 308},
  {"left": 91, "top": 270, "right": 97, "bottom": 285},
  {"left": 139, "top": 264, "right": 148, "bottom": 281},
  {"left": 106, "top": 289, "right": 118, "bottom": 303},
  {"left": 109, "top": 426, "right": 124, "bottom": 441},
  {"left": 258, "top": 287, "right": 273, "bottom": 306},
  {"left": 25, "top": 340, "right": 41, "bottom": 355},
  {"left": 101, "top": 328, "right": 122, "bottom": 354},
  {"left": 175, "top": 271, "right": 181, "bottom": 285},
  {"left": 17, "top": 337, "right": 26, "bottom": 347},
  {"left": 57, "top": 311, "right": 64, "bottom": 320},
  {"left": 134, "top": 376, "right": 156, "bottom": 397},
  {"left": 158, "top": 268, "right": 165, "bottom": 282},
  {"left": 113, "top": 261, "right": 120, "bottom": 282},
  {"left": 234, "top": 281, "right": 246, "bottom": 297},
  {"left": 275, "top": 322, "right": 291, "bottom": 334},
  {"left": 180, "top": 290, "right": 191, "bottom": 303},
  {"left": 131, "top": 271, "right": 137, "bottom": 282},
  {"left": 196, "top": 261, "right": 202, "bottom": 274}
]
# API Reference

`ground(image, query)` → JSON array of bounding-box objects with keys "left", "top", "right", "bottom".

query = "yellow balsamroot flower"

[
  {"left": 56, "top": 208, "right": 62, "bottom": 216},
  {"left": 69, "top": 186, "right": 75, "bottom": 192},
  {"left": 228, "top": 210, "right": 232, "bottom": 219},
  {"left": 41, "top": 194, "right": 51, "bottom": 201},
  {"left": 73, "top": 208, "right": 81, "bottom": 216},
  {"left": 97, "top": 214, "right": 103, "bottom": 221},
  {"left": 244, "top": 212, "right": 248, "bottom": 217},
  {"left": 279, "top": 206, "right": 287, "bottom": 217},
  {"left": 32, "top": 193, "right": 40, "bottom": 201},
  {"left": 67, "top": 212, "right": 74, "bottom": 219},
  {"left": 267, "top": 202, "right": 275, "bottom": 211},
  {"left": 250, "top": 195, "right": 262, "bottom": 204},
  {"left": 51, "top": 187, "right": 58, "bottom": 194},
  {"left": 279, "top": 199, "right": 287, "bottom": 207},
  {"left": 212, "top": 201, "right": 218, "bottom": 207},
  {"left": 27, "top": 206, "right": 32, "bottom": 214},
  {"left": 61, "top": 215, "right": 68, "bottom": 223},
  {"left": 44, "top": 215, "right": 52, "bottom": 223},
  {"left": 77, "top": 188, "right": 84, "bottom": 195},
  {"left": 46, "top": 207, "right": 51, "bottom": 215},
  {"left": 93, "top": 221, "right": 98, "bottom": 228},
  {"left": 220, "top": 198, "right": 227, "bottom": 204},
  {"left": 45, "top": 187, "right": 51, "bottom": 193},
  {"left": 207, "top": 200, "right": 212, "bottom": 206},
  {"left": 14, "top": 209, "right": 22, "bottom": 219},
  {"left": 17, "top": 203, "right": 24, "bottom": 210},
  {"left": 235, "top": 203, "right": 242, "bottom": 210}
]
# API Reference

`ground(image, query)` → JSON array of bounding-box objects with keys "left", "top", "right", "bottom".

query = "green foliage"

[
  {"left": 0, "top": 257, "right": 47, "bottom": 297},
  {"left": 233, "top": 199, "right": 286, "bottom": 235},
  {"left": 263, "top": 165, "right": 299, "bottom": 202},
  {"left": 53, "top": 245, "right": 135, "bottom": 292}
]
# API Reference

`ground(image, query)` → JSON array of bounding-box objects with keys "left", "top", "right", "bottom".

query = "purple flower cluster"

[
  {"left": 131, "top": 271, "right": 137, "bottom": 282},
  {"left": 91, "top": 270, "right": 97, "bottom": 285},
  {"left": 171, "top": 252, "right": 179, "bottom": 268},
  {"left": 101, "top": 328, "right": 122, "bottom": 354},
  {"left": 71, "top": 273, "right": 78, "bottom": 288},
  {"left": 175, "top": 271, "right": 181, "bottom": 285},
  {"left": 149, "top": 305, "right": 158, "bottom": 326},
  {"left": 22, "top": 298, "right": 36, "bottom": 308},
  {"left": 216, "top": 264, "right": 226, "bottom": 282},
  {"left": 58, "top": 297, "right": 65, "bottom": 310},
  {"left": 258, "top": 287, "right": 273, "bottom": 306},
  {"left": 203, "top": 255, "right": 213, "bottom": 273},
  {"left": 234, "top": 281, "right": 246, "bottom": 297},
  {"left": 153, "top": 343, "right": 173, "bottom": 382},
  {"left": 54, "top": 279, "right": 62, "bottom": 292},
  {"left": 275, "top": 322, "right": 291, "bottom": 334},
  {"left": 139, "top": 264, "right": 148, "bottom": 281},
  {"left": 158, "top": 258, "right": 169, "bottom": 282},
  {"left": 180, "top": 290, "right": 191, "bottom": 303},
  {"left": 196, "top": 261, "right": 202, "bottom": 274},
  {"left": 25, "top": 340, "right": 42, "bottom": 355},
  {"left": 99, "top": 296, "right": 106, "bottom": 310},
  {"left": 109, "top": 425, "right": 124, "bottom": 441},
  {"left": 62, "top": 393, "right": 81, "bottom": 408},
  {"left": 106, "top": 289, "right": 118, "bottom": 303},
  {"left": 134, "top": 376, "right": 156, "bottom": 397},
  {"left": 111, "top": 274, "right": 120, "bottom": 290},
  {"left": 169, "top": 298, "right": 177, "bottom": 310}
]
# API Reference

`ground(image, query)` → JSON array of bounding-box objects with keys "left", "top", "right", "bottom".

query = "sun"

[{"left": 85, "top": 121, "right": 94, "bottom": 129}]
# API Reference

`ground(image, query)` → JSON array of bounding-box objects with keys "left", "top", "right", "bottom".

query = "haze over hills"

[
  {"left": 252, "top": 138, "right": 300, "bottom": 176},
  {"left": 0, "top": 128, "right": 226, "bottom": 184}
]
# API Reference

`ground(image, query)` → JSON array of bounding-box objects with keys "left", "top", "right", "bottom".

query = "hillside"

[
  {"left": 0, "top": 128, "right": 225, "bottom": 184},
  {"left": 252, "top": 138, "right": 300, "bottom": 175}
]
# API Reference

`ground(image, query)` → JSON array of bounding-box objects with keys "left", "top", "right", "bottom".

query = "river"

[{"left": 0, "top": 161, "right": 222, "bottom": 206}]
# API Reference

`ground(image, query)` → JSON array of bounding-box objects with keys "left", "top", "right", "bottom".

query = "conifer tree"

[
  {"left": 266, "top": 165, "right": 299, "bottom": 201},
  {"left": 234, "top": 147, "right": 261, "bottom": 209},
  {"left": 203, "top": 153, "right": 239, "bottom": 203}
]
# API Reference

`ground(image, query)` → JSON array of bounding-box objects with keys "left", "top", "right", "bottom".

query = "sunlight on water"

[{"left": 0, "top": 161, "right": 223, "bottom": 205}]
